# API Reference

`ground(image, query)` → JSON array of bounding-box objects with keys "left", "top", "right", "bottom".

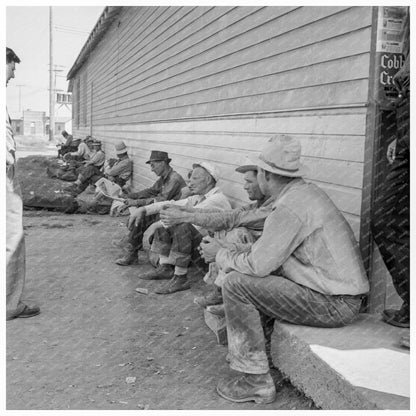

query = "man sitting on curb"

[
  {"left": 114, "top": 150, "right": 186, "bottom": 266},
  {"left": 195, "top": 135, "right": 369, "bottom": 404},
  {"left": 129, "top": 162, "right": 231, "bottom": 294},
  {"left": 160, "top": 163, "right": 273, "bottom": 307},
  {"left": 65, "top": 139, "right": 106, "bottom": 196}
]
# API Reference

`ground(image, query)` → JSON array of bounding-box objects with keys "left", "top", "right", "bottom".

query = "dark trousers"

[
  {"left": 371, "top": 100, "right": 409, "bottom": 313},
  {"left": 127, "top": 214, "right": 159, "bottom": 253},
  {"left": 78, "top": 165, "right": 104, "bottom": 191},
  {"left": 151, "top": 223, "right": 203, "bottom": 268}
]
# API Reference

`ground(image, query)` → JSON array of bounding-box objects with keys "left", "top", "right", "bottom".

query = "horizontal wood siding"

[{"left": 71, "top": 6, "right": 374, "bottom": 239}]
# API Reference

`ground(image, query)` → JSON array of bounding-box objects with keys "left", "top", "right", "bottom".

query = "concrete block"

[{"left": 270, "top": 313, "right": 410, "bottom": 410}]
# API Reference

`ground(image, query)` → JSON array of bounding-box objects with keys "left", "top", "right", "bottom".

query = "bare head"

[{"left": 6, "top": 47, "right": 20, "bottom": 86}]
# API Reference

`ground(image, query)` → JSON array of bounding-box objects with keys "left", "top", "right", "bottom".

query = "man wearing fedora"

[
  {"left": 65, "top": 139, "right": 106, "bottom": 196},
  {"left": 128, "top": 161, "right": 231, "bottom": 294},
  {"left": 194, "top": 135, "right": 369, "bottom": 404},
  {"left": 115, "top": 150, "right": 186, "bottom": 266}
]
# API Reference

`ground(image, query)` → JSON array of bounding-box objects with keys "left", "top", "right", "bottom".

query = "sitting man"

[
  {"left": 103, "top": 141, "right": 133, "bottom": 188},
  {"left": 129, "top": 162, "right": 231, "bottom": 294},
  {"left": 195, "top": 135, "right": 369, "bottom": 404},
  {"left": 65, "top": 139, "right": 106, "bottom": 196},
  {"left": 160, "top": 163, "right": 274, "bottom": 307},
  {"left": 114, "top": 150, "right": 186, "bottom": 266},
  {"left": 57, "top": 130, "right": 77, "bottom": 158},
  {"left": 63, "top": 135, "right": 93, "bottom": 165}
]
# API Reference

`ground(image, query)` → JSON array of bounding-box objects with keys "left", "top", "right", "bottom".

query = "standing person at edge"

[
  {"left": 114, "top": 150, "right": 186, "bottom": 266},
  {"left": 197, "top": 135, "right": 369, "bottom": 404},
  {"left": 6, "top": 47, "right": 40, "bottom": 320},
  {"left": 372, "top": 52, "right": 410, "bottom": 332}
]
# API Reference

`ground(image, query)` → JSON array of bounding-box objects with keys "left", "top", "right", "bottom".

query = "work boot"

[
  {"left": 382, "top": 307, "right": 410, "bottom": 328},
  {"left": 194, "top": 286, "right": 223, "bottom": 308},
  {"left": 115, "top": 250, "right": 138, "bottom": 266},
  {"left": 139, "top": 264, "right": 174, "bottom": 280},
  {"left": 216, "top": 372, "right": 276, "bottom": 404},
  {"left": 155, "top": 275, "right": 191, "bottom": 294}
]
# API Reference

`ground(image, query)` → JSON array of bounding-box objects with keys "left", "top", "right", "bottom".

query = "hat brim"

[
  {"left": 248, "top": 156, "right": 308, "bottom": 178},
  {"left": 235, "top": 164, "right": 258, "bottom": 173},
  {"left": 146, "top": 158, "right": 171, "bottom": 164}
]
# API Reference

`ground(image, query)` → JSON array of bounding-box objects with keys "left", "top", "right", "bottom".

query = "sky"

[{"left": 6, "top": 6, "right": 104, "bottom": 118}]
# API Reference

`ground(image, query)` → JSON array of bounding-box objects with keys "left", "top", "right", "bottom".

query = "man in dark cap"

[
  {"left": 6, "top": 47, "right": 40, "bottom": 320},
  {"left": 114, "top": 150, "right": 186, "bottom": 266}
]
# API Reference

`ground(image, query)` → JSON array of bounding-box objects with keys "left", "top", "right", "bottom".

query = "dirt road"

[{"left": 6, "top": 211, "right": 315, "bottom": 410}]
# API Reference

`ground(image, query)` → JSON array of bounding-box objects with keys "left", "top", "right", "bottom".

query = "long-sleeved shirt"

[
  {"left": 105, "top": 157, "right": 133, "bottom": 181},
  {"left": 70, "top": 141, "right": 91, "bottom": 160},
  {"left": 141, "top": 187, "right": 232, "bottom": 234},
  {"left": 216, "top": 178, "right": 370, "bottom": 296},
  {"left": 6, "top": 109, "right": 16, "bottom": 181},
  {"left": 130, "top": 167, "right": 186, "bottom": 205},
  {"left": 85, "top": 149, "right": 106, "bottom": 167},
  {"left": 186, "top": 196, "right": 274, "bottom": 237}
]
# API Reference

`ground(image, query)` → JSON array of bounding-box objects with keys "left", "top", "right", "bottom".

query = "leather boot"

[
  {"left": 115, "top": 250, "right": 138, "bottom": 266},
  {"left": 139, "top": 264, "right": 174, "bottom": 280}
]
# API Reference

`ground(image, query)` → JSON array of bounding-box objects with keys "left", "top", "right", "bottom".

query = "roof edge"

[{"left": 67, "top": 6, "right": 123, "bottom": 81}]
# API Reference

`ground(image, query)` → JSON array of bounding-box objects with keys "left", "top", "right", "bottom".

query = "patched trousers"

[
  {"left": 223, "top": 271, "right": 363, "bottom": 374},
  {"left": 151, "top": 223, "right": 203, "bottom": 268}
]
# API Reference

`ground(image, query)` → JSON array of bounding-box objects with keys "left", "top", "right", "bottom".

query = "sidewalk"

[{"left": 6, "top": 212, "right": 314, "bottom": 410}]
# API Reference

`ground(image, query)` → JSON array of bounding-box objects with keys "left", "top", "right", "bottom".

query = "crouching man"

[
  {"left": 198, "top": 135, "right": 369, "bottom": 404},
  {"left": 129, "top": 162, "right": 231, "bottom": 294}
]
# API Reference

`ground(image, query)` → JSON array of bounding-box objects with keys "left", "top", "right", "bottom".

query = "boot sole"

[{"left": 216, "top": 386, "right": 276, "bottom": 404}]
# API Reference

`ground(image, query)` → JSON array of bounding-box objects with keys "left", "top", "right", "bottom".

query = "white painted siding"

[{"left": 70, "top": 5, "right": 374, "bottom": 239}]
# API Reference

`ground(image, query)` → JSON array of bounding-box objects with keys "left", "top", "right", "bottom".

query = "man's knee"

[{"left": 223, "top": 271, "right": 246, "bottom": 294}]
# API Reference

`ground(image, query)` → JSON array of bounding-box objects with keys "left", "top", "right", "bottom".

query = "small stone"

[
  {"left": 126, "top": 377, "right": 136, "bottom": 384},
  {"left": 146, "top": 357, "right": 154, "bottom": 361},
  {"left": 135, "top": 287, "right": 149, "bottom": 295}
]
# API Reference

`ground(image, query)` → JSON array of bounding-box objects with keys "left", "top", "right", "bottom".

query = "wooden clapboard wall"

[{"left": 70, "top": 5, "right": 374, "bottom": 238}]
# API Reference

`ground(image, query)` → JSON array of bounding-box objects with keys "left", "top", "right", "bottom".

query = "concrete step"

[{"left": 270, "top": 313, "right": 410, "bottom": 410}]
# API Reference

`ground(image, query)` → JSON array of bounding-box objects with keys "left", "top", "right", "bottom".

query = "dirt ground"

[{"left": 6, "top": 210, "right": 316, "bottom": 410}]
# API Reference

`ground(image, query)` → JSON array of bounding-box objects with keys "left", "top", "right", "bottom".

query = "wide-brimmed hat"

[
  {"left": 146, "top": 150, "right": 171, "bottom": 164},
  {"left": 81, "top": 135, "right": 93, "bottom": 142},
  {"left": 115, "top": 141, "right": 128, "bottom": 155},
  {"left": 235, "top": 157, "right": 258, "bottom": 174},
  {"left": 249, "top": 135, "right": 308, "bottom": 177},
  {"left": 193, "top": 161, "right": 220, "bottom": 182}
]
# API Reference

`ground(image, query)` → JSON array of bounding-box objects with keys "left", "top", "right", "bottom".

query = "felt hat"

[
  {"left": 115, "top": 141, "right": 128, "bottom": 155},
  {"left": 249, "top": 135, "right": 308, "bottom": 178},
  {"left": 192, "top": 161, "right": 220, "bottom": 182},
  {"left": 91, "top": 139, "right": 102, "bottom": 147},
  {"left": 235, "top": 157, "right": 258, "bottom": 174},
  {"left": 146, "top": 150, "right": 171, "bottom": 164}
]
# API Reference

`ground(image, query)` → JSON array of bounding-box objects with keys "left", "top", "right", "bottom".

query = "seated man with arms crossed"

[
  {"left": 193, "top": 135, "right": 369, "bottom": 404},
  {"left": 128, "top": 162, "right": 231, "bottom": 294}
]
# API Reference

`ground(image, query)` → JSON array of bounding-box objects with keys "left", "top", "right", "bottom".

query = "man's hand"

[
  {"left": 387, "top": 138, "right": 397, "bottom": 164},
  {"left": 160, "top": 206, "right": 193, "bottom": 227},
  {"left": 143, "top": 221, "right": 163, "bottom": 250},
  {"left": 198, "top": 236, "right": 225, "bottom": 263},
  {"left": 128, "top": 207, "right": 145, "bottom": 230}
]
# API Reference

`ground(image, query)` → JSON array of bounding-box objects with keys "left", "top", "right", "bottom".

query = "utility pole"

[
  {"left": 49, "top": 6, "right": 54, "bottom": 141},
  {"left": 15, "top": 84, "right": 25, "bottom": 114}
]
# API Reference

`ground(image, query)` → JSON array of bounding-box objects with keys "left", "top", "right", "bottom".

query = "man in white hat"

[
  {"left": 128, "top": 162, "right": 231, "bottom": 294},
  {"left": 195, "top": 135, "right": 370, "bottom": 404},
  {"left": 160, "top": 162, "right": 274, "bottom": 308},
  {"left": 104, "top": 141, "right": 133, "bottom": 187}
]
